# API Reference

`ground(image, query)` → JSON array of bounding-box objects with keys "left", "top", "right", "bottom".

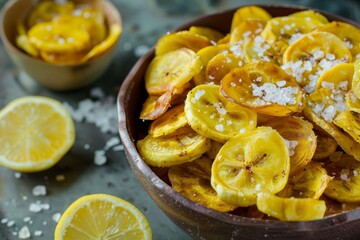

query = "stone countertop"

[{"left": 0, "top": 0, "right": 359, "bottom": 239}]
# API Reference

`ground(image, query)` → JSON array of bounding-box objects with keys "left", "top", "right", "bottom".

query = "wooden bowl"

[
  {"left": 0, "top": 0, "right": 122, "bottom": 91},
  {"left": 118, "top": 5, "right": 360, "bottom": 240}
]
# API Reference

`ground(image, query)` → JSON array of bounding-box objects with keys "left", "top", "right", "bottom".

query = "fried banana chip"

[
  {"left": 189, "top": 26, "right": 224, "bottom": 42},
  {"left": 315, "top": 21, "right": 360, "bottom": 60},
  {"left": 168, "top": 156, "right": 238, "bottom": 212},
  {"left": 145, "top": 48, "right": 202, "bottom": 95},
  {"left": 137, "top": 125, "right": 211, "bottom": 167},
  {"left": 289, "top": 10, "right": 329, "bottom": 24},
  {"left": 221, "top": 61, "right": 304, "bottom": 116},
  {"left": 27, "top": 1, "right": 75, "bottom": 27},
  {"left": 205, "top": 53, "right": 244, "bottom": 85},
  {"left": 261, "top": 16, "right": 324, "bottom": 54},
  {"left": 278, "top": 162, "right": 331, "bottom": 199},
  {"left": 312, "top": 128, "right": 338, "bottom": 160},
  {"left": 352, "top": 59, "right": 360, "bottom": 99},
  {"left": 315, "top": 63, "right": 353, "bottom": 90},
  {"left": 324, "top": 152, "right": 360, "bottom": 203},
  {"left": 155, "top": 31, "right": 211, "bottom": 55},
  {"left": 139, "top": 92, "right": 171, "bottom": 120},
  {"left": 230, "top": 19, "right": 266, "bottom": 44},
  {"left": 205, "top": 140, "right": 224, "bottom": 160},
  {"left": 28, "top": 21, "right": 91, "bottom": 53},
  {"left": 346, "top": 91, "right": 360, "bottom": 113},
  {"left": 193, "top": 44, "right": 231, "bottom": 85},
  {"left": 148, "top": 104, "right": 187, "bottom": 137},
  {"left": 257, "top": 191, "right": 326, "bottom": 221},
  {"left": 303, "top": 105, "right": 360, "bottom": 161},
  {"left": 231, "top": 6, "right": 271, "bottom": 32},
  {"left": 333, "top": 110, "right": 360, "bottom": 143},
  {"left": 264, "top": 116, "right": 317, "bottom": 176},
  {"left": 282, "top": 31, "right": 352, "bottom": 93},
  {"left": 211, "top": 126, "right": 290, "bottom": 207},
  {"left": 185, "top": 84, "right": 257, "bottom": 142}
]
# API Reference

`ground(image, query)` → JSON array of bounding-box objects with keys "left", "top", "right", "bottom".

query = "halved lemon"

[
  {"left": 54, "top": 194, "right": 152, "bottom": 240},
  {"left": 0, "top": 96, "right": 75, "bottom": 172}
]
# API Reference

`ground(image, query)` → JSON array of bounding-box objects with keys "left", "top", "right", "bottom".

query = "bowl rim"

[
  {"left": 118, "top": 3, "right": 360, "bottom": 231},
  {"left": 0, "top": 0, "right": 122, "bottom": 67}
]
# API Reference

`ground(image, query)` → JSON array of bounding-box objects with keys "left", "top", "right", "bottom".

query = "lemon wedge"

[
  {"left": 54, "top": 194, "right": 152, "bottom": 240},
  {"left": 0, "top": 96, "right": 75, "bottom": 172}
]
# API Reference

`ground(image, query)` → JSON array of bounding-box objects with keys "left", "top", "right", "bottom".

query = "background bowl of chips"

[
  {"left": 118, "top": 4, "right": 360, "bottom": 240},
  {"left": 0, "top": 0, "right": 122, "bottom": 91}
]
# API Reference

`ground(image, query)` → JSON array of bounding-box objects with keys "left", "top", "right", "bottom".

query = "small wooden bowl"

[
  {"left": 0, "top": 0, "right": 122, "bottom": 91},
  {"left": 118, "top": 5, "right": 360, "bottom": 240}
]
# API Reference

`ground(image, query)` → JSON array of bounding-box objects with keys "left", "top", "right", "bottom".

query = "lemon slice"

[
  {"left": 257, "top": 191, "right": 326, "bottom": 221},
  {"left": 54, "top": 194, "right": 152, "bottom": 240},
  {"left": 0, "top": 96, "right": 75, "bottom": 172}
]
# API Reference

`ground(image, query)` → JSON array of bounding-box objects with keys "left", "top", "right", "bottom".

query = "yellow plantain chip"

[
  {"left": 189, "top": 26, "right": 225, "bottom": 43},
  {"left": 205, "top": 140, "right": 224, "bottom": 160},
  {"left": 27, "top": 1, "right": 75, "bottom": 27},
  {"left": 289, "top": 10, "right": 329, "bottom": 24},
  {"left": 211, "top": 126, "right": 290, "bottom": 207},
  {"left": 148, "top": 104, "right": 187, "bottom": 137},
  {"left": 261, "top": 16, "right": 324, "bottom": 54},
  {"left": 205, "top": 53, "right": 244, "bottom": 85},
  {"left": 185, "top": 84, "right": 257, "bottom": 143},
  {"left": 303, "top": 105, "right": 360, "bottom": 161},
  {"left": 316, "top": 63, "right": 353, "bottom": 91},
  {"left": 242, "top": 38, "right": 279, "bottom": 64},
  {"left": 230, "top": 19, "right": 267, "bottom": 44},
  {"left": 193, "top": 44, "right": 231, "bottom": 85},
  {"left": 28, "top": 21, "right": 91, "bottom": 53},
  {"left": 333, "top": 110, "right": 360, "bottom": 143},
  {"left": 346, "top": 91, "right": 360, "bottom": 113},
  {"left": 137, "top": 125, "right": 211, "bottom": 167},
  {"left": 230, "top": 6, "right": 271, "bottom": 32},
  {"left": 315, "top": 21, "right": 360, "bottom": 60},
  {"left": 282, "top": 31, "right": 352, "bottom": 93},
  {"left": 324, "top": 152, "right": 360, "bottom": 203},
  {"left": 80, "top": 24, "right": 122, "bottom": 63},
  {"left": 221, "top": 61, "right": 304, "bottom": 116},
  {"left": 145, "top": 48, "right": 202, "bottom": 95},
  {"left": 352, "top": 59, "right": 360, "bottom": 99},
  {"left": 278, "top": 162, "right": 331, "bottom": 199},
  {"left": 217, "top": 34, "right": 230, "bottom": 44},
  {"left": 168, "top": 156, "right": 238, "bottom": 212},
  {"left": 155, "top": 31, "right": 211, "bottom": 56},
  {"left": 39, "top": 50, "right": 87, "bottom": 64},
  {"left": 257, "top": 191, "right": 326, "bottom": 221},
  {"left": 312, "top": 128, "right": 338, "bottom": 160},
  {"left": 264, "top": 116, "right": 317, "bottom": 176}
]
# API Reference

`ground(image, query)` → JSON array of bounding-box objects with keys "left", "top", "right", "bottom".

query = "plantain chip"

[
  {"left": 264, "top": 116, "right": 317, "bottom": 176},
  {"left": 211, "top": 126, "right": 290, "bottom": 207},
  {"left": 155, "top": 31, "right": 211, "bottom": 56},
  {"left": 185, "top": 84, "right": 257, "bottom": 142},
  {"left": 145, "top": 48, "right": 202, "bottom": 95},
  {"left": 324, "top": 152, "right": 360, "bottom": 203},
  {"left": 221, "top": 61, "right": 304, "bottom": 116},
  {"left": 231, "top": 6, "right": 272, "bottom": 32},
  {"left": 278, "top": 162, "right": 331, "bottom": 199},
  {"left": 137, "top": 125, "right": 211, "bottom": 167},
  {"left": 168, "top": 156, "right": 238, "bottom": 212}
]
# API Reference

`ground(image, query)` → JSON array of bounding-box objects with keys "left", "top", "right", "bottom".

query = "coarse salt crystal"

[
  {"left": 23, "top": 217, "right": 31, "bottom": 223},
  {"left": 112, "top": 144, "right": 124, "bottom": 151},
  {"left": 7, "top": 220, "right": 15, "bottom": 227},
  {"left": 215, "top": 124, "right": 224, "bottom": 132},
  {"left": 94, "top": 150, "right": 107, "bottom": 166},
  {"left": 32, "top": 185, "right": 47, "bottom": 196},
  {"left": 214, "top": 102, "right": 227, "bottom": 115},
  {"left": 18, "top": 226, "right": 31, "bottom": 239},
  {"left": 52, "top": 213, "right": 62, "bottom": 223},
  {"left": 34, "top": 230, "right": 43, "bottom": 237},
  {"left": 104, "top": 137, "right": 121, "bottom": 151},
  {"left": 1, "top": 218, "right": 8, "bottom": 224},
  {"left": 192, "top": 89, "right": 206, "bottom": 103},
  {"left": 14, "top": 172, "right": 22, "bottom": 179}
]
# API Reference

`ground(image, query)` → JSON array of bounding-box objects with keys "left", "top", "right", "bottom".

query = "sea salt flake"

[
  {"left": 112, "top": 144, "right": 124, "bottom": 151},
  {"left": 215, "top": 124, "right": 224, "bottom": 132},
  {"left": 18, "top": 226, "right": 31, "bottom": 239},
  {"left": 1, "top": 218, "right": 8, "bottom": 224},
  {"left": 104, "top": 137, "right": 121, "bottom": 151},
  {"left": 7, "top": 220, "right": 15, "bottom": 227},
  {"left": 94, "top": 150, "right": 107, "bottom": 166},
  {"left": 52, "top": 213, "right": 62, "bottom": 223},
  {"left": 32, "top": 185, "right": 47, "bottom": 196},
  {"left": 14, "top": 172, "right": 22, "bottom": 179},
  {"left": 34, "top": 230, "right": 43, "bottom": 237}
]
